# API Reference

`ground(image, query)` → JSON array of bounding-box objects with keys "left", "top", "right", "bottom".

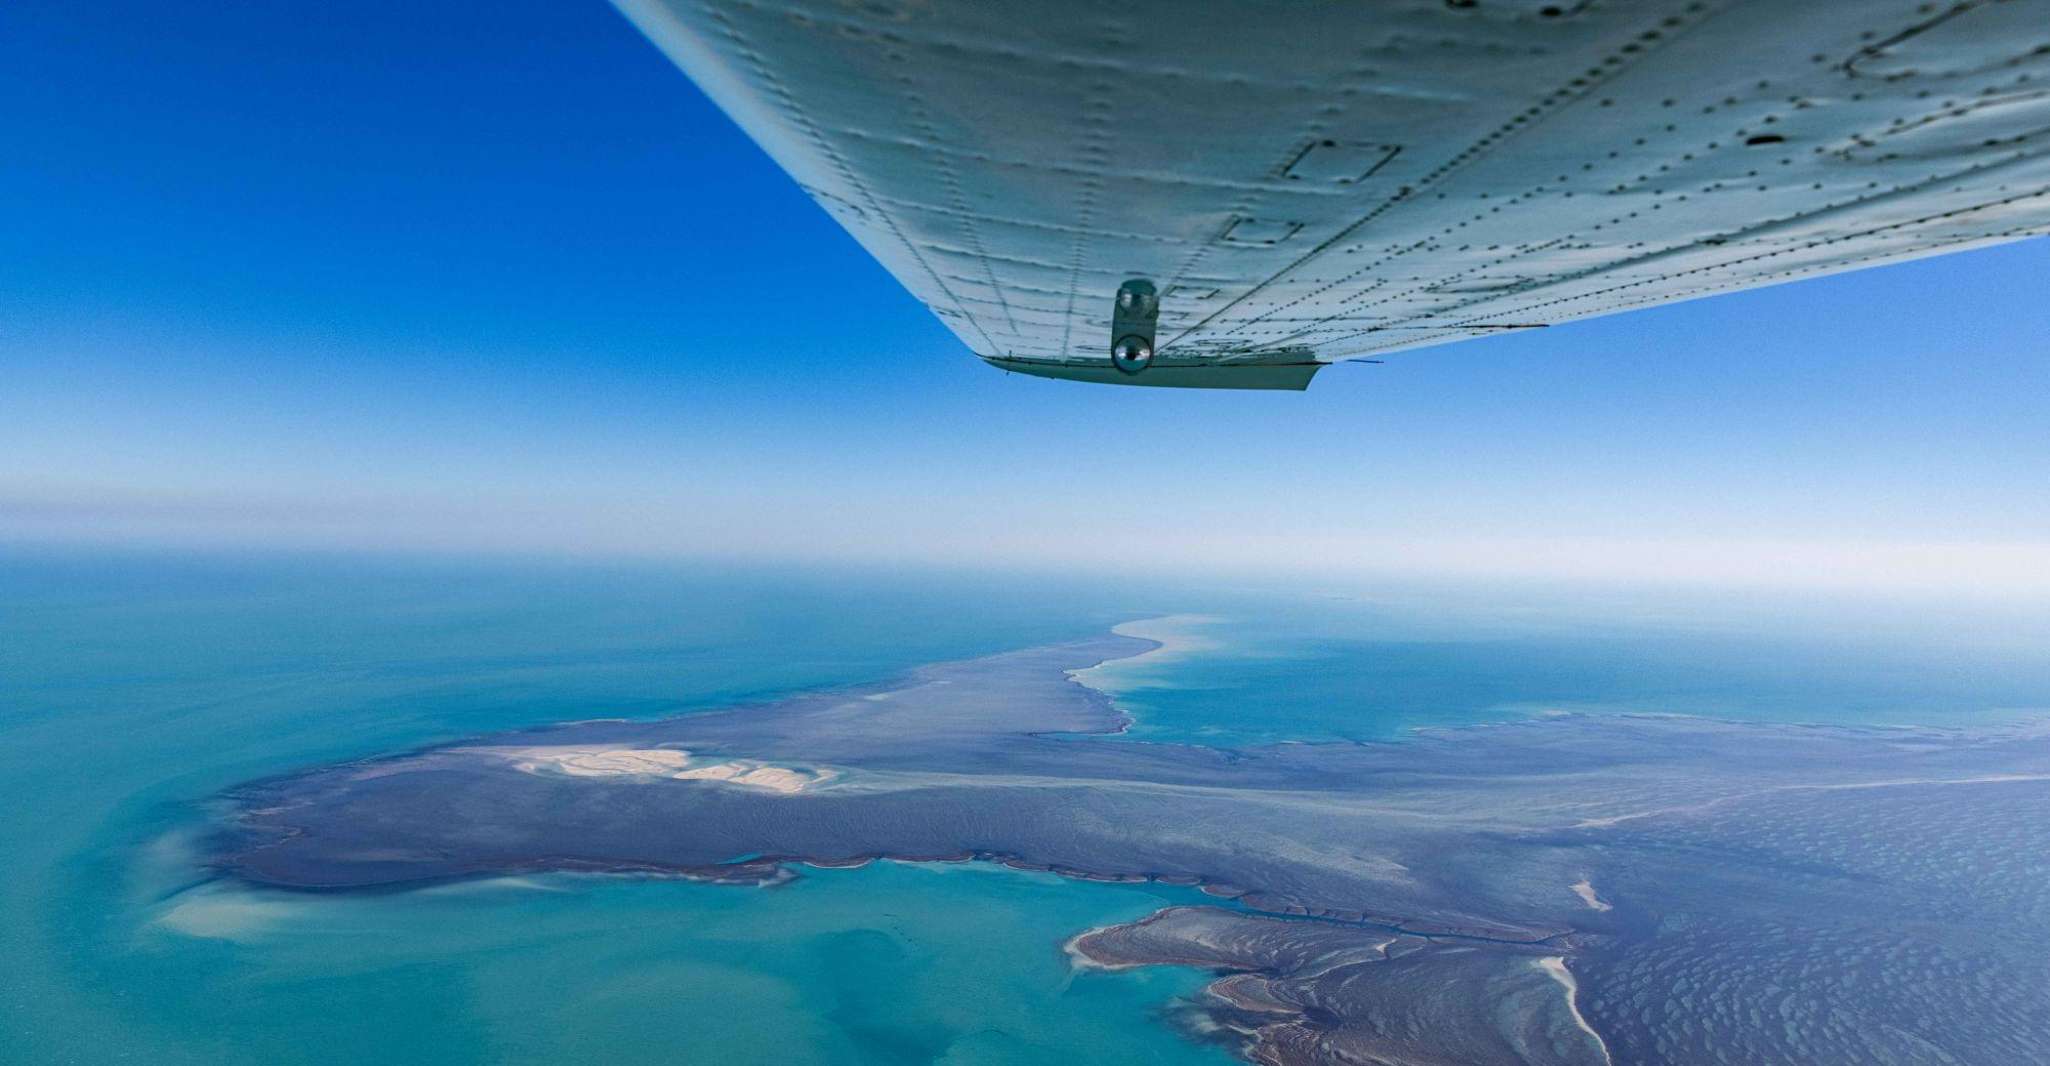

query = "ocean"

[{"left": 4, "top": 548, "right": 2045, "bottom": 1063}]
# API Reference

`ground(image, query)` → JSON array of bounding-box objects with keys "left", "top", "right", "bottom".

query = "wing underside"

[{"left": 616, "top": 0, "right": 2050, "bottom": 389}]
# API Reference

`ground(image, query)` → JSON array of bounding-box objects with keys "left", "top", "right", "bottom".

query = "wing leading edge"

[{"left": 614, "top": 0, "right": 2050, "bottom": 389}]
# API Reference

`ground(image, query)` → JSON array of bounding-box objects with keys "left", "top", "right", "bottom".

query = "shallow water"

[{"left": 129, "top": 862, "right": 1229, "bottom": 1066}]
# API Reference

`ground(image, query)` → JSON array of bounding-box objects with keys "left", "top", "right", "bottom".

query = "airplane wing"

[{"left": 613, "top": 0, "right": 2050, "bottom": 390}]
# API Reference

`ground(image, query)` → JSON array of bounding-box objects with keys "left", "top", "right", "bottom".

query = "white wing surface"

[{"left": 615, "top": 0, "right": 2050, "bottom": 389}]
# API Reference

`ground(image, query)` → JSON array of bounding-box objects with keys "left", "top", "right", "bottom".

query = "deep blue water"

[{"left": 4, "top": 549, "right": 2046, "bottom": 1062}]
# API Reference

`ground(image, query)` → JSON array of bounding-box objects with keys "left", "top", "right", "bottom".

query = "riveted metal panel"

[{"left": 614, "top": 0, "right": 2050, "bottom": 388}]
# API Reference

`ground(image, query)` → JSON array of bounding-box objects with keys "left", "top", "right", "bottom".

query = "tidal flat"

[{"left": 213, "top": 624, "right": 2050, "bottom": 1065}]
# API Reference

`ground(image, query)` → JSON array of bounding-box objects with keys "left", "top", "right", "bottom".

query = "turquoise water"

[
  {"left": 6, "top": 550, "right": 2049, "bottom": 1062},
  {"left": 2, "top": 551, "right": 1226, "bottom": 1065},
  {"left": 122, "top": 862, "right": 1227, "bottom": 1066}
]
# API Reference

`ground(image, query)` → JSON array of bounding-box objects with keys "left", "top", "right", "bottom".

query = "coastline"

[{"left": 1064, "top": 614, "right": 1223, "bottom": 736}]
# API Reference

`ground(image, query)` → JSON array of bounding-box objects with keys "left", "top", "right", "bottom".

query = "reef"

[{"left": 213, "top": 627, "right": 2050, "bottom": 1064}]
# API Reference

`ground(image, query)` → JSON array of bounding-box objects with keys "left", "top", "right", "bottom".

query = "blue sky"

[{"left": 4, "top": 1, "right": 2047, "bottom": 595}]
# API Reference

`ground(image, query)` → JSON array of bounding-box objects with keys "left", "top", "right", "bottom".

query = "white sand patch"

[
  {"left": 1070, "top": 615, "right": 1225, "bottom": 703},
  {"left": 156, "top": 887, "right": 301, "bottom": 941},
  {"left": 476, "top": 745, "right": 833, "bottom": 794},
  {"left": 1105, "top": 615, "right": 1225, "bottom": 672},
  {"left": 672, "top": 761, "right": 833, "bottom": 793},
  {"left": 1108, "top": 615, "right": 1224, "bottom": 652},
  {"left": 1062, "top": 927, "right": 1131, "bottom": 971},
  {"left": 415, "top": 876, "right": 569, "bottom": 897},
  {"left": 1571, "top": 877, "right": 1613, "bottom": 912},
  {"left": 516, "top": 747, "right": 692, "bottom": 777},
  {"left": 1536, "top": 956, "right": 1613, "bottom": 1066}
]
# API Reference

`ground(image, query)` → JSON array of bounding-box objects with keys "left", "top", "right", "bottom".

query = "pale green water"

[{"left": 6, "top": 550, "right": 2049, "bottom": 1063}]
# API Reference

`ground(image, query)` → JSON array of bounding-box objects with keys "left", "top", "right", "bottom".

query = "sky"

[{"left": 3, "top": 0, "right": 2047, "bottom": 597}]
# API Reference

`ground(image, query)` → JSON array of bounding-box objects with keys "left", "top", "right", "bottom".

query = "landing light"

[{"left": 1111, "top": 336, "right": 1154, "bottom": 374}]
